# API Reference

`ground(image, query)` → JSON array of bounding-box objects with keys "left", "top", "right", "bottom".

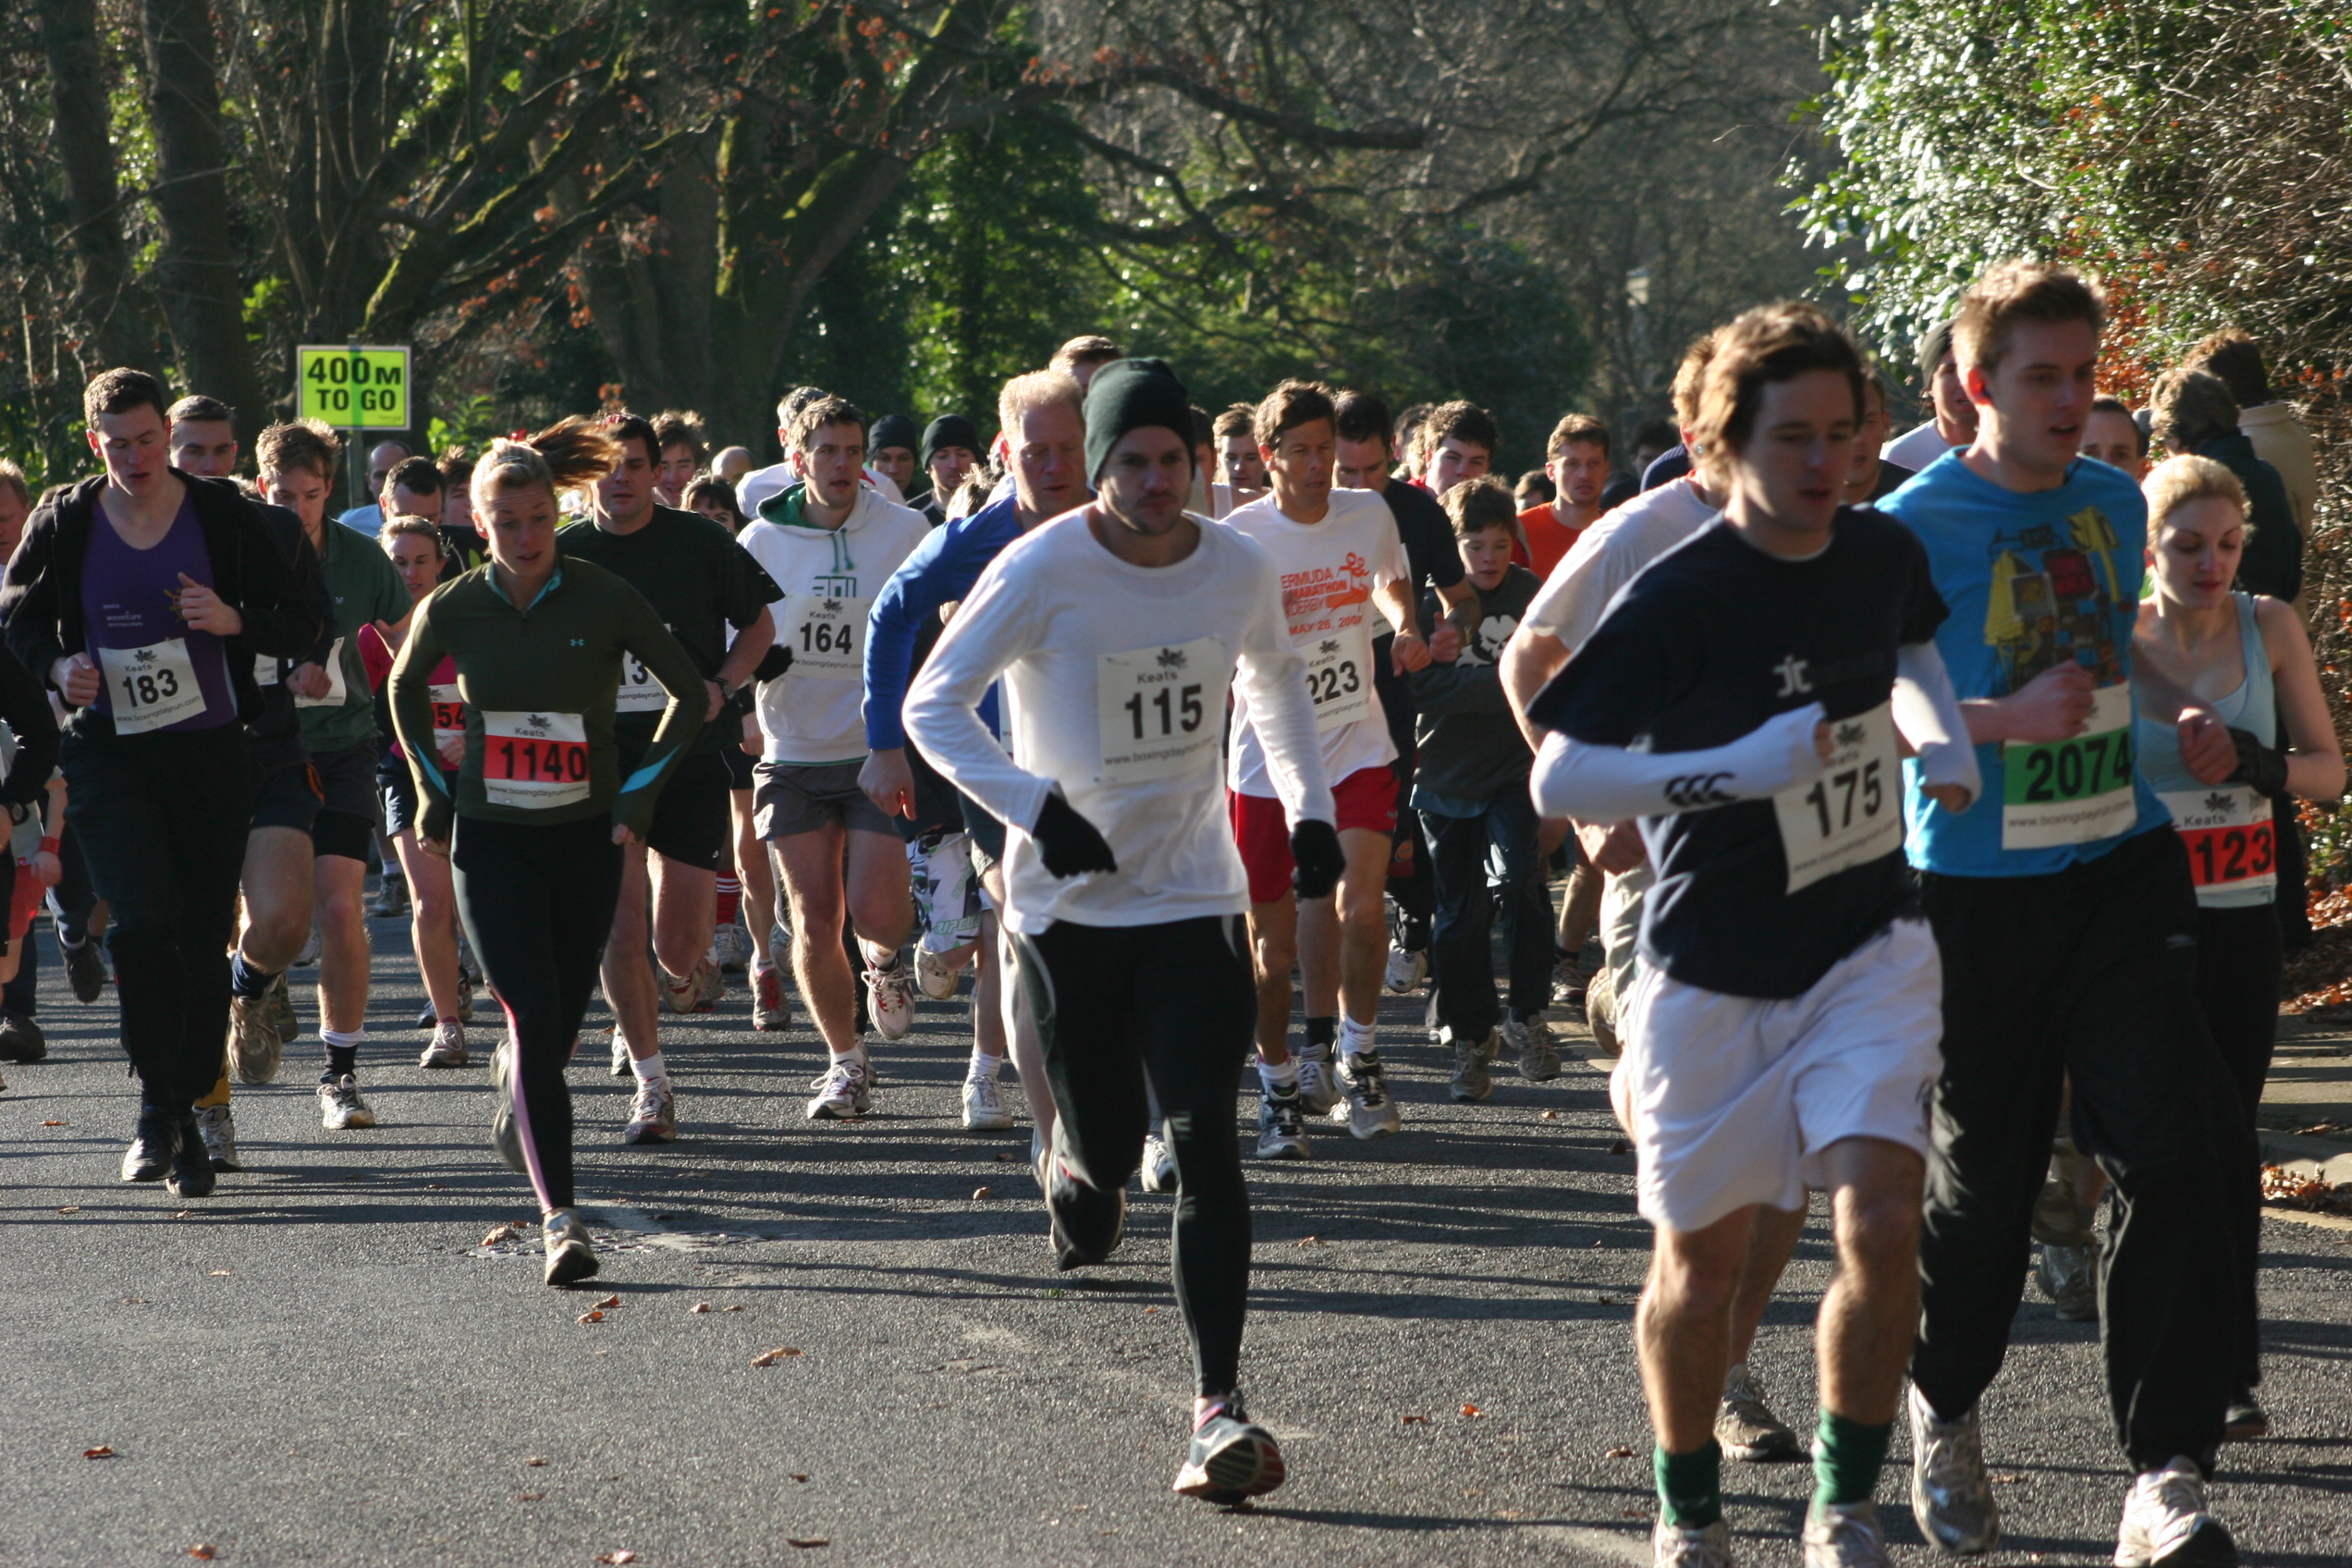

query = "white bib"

[
  {"left": 615, "top": 650, "right": 666, "bottom": 712},
  {"left": 293, "top": 636, "right": 349, "bottom": 708},
  {"left": 783, "top": 593, "right": 868, "bottom": 681},
  {"left": 479, "top": 710, "right": 590, "bottom": 810},
  {"left": 99, "top": 639, "right": 205, "bottom": 734},
  {"left": 1772, "top": 703, "right": 1903, "bottom": 893},
  {"left": 2159, "top": 785, "right": 2278, "bottom": 897},
  {"left": 1094, "top": 635, "right": 1229, "bottom": 786},
  {"left": 1301, "top": 623, "right": 1373, "bottom": 733},
  {"left": 253, "top": 654, "right": 280, "bottom": 688}
]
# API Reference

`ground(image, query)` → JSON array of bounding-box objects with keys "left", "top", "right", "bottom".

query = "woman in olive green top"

[{"left": 388, "top": 420, "right": 702, "bottom": 1287}]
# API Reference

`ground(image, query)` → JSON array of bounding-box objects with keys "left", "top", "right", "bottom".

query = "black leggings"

[
  {"left": 1012, "top": 913, "right": 1257, "bottom": 1398},
  {"left": 2196, "top": 901, "right": 2284, "bottom": 1389},
  {"left": 452, "top": 814, "right": 624, "bottom": 1212}
]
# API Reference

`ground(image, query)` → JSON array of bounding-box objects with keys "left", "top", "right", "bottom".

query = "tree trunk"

[
  {"left": 141, "top": 0, "right": 270, "bottom": 445},
  {"left": 37, "top": 0, "right": 159, "bottom": 380}
]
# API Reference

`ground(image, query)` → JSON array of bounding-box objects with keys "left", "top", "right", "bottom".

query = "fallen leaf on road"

[
  {"left": 594, "top": 1294, "right": 620, "bottom": 1309},
  {"left": 187, "top": 1547, "right": 218, "bottom": 1561},
  {"left": 209, "top": 1270, "right": 231, "bottom": 1278},
  {"left": 523, "top": 1456, "right": 547, "bottom": 1467},
  {"left": 786, "top": 1539, "right": 828, "bottom": 1550},
  {"left": 1461, "top": 1488, "right": 1486, "bottom": 1497},
  {"left": 721, "top": 1305, "right": 744, "bottom": 1312},
  {"left": 41, "top": 1120, "right": 66, "bottom": 1127},
  {"left": 1297, "top": 1235, "right": 1324, "bottom": 1246},
  {"left": 1605, "top": 1446, "right": 1635, "bottom": 1459},
  {"left": 577, "top": 1311, "right": 605, "bottom": 1324},
  {"left": 751, "top": 1347, "right": 804, "bottom": 1366},
  {"left": 593, "top": 1553, "right": 637, "bottom": 1565},
  {"left": 1143, "top": 1305, "right": 1158, "bottom": 1313},
  {"left": 993, "top": 1152, "right": 1013, "bottom": 1161},
  {"left": 1462, "top": 1404, "right": 1484, "bottom": 1417},
  {"left": 172, "top": 1210, "right": 192, "bottom": 1219},
  {"left": 82, "top": 1446, "right": 115, "bottom": 1459},
  {"left": 1401, "top": 1415, "right": 1428, "bottom": 1425},
  {"left": 482, "top": 1223, "right": 524, "bottom": 1245},
  {"left": 55, "top": 1206, "right": 80, "bottom": 1214},
  {"left": 1495, "top": 1509, "right": 1523, "bottom": 1519},
  {"left": 1620, "top": 1506, "right": 1648, "bottom": 1518},
  {"left": 690, "top": 1303, "right": 712, "bottom": 1314},
  {"left": 973, "top": 1186, "right": 992, "bottom": 1199},
  {"left": 516, "top": 1492, "right": 544, "bottom": 1502},
  {"left": 790, "top": 1474, "right": 810, "bottom": 1482},
  {"left": 1539, "top": 1109, "right": 1559, "bottom": 1121},
  {"left": 1992, "top": 1472, "right": 2026, "bottom": 1484}
]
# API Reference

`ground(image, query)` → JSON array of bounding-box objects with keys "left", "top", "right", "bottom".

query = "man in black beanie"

[
  {"left": 867, "top": 413, "right": 921, "bottom": 503},
  {"left": 918, "top": 414, "right": 983, "bottom": 525}
]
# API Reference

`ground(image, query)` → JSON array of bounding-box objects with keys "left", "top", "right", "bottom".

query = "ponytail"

[{"left": 471, "top": 414, "right": 622, "bottom": 513}]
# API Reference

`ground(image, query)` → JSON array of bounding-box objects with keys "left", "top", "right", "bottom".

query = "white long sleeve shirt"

[{"left": 905, "top": 510, "right": 1335, "bottom": 933}]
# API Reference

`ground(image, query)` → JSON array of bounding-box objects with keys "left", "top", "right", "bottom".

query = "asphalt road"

[{"left": 4, "top": 913, "right": 2349, "bottom": 1568}]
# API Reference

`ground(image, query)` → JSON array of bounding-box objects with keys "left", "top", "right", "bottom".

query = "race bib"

[
  {"left": 479, "top": 710, "right": 590, "bottom": 810},
  {"left": 293, "top": 636, "right": 349, "bottom": 708},
  {"left": 2001, "top": 683, "right": 2138, "bottom": 850},
  {"left": 429, "top": 681, "right": 465, "bottom": 750},
  {"left": 784, "top": 593, "right": 869, "bottom": 681},
  {"left": 615, "top": 650, "right": 666, "bottom": 712},
  {"left": 2160, "top": 785, "right": 2277, "bottom": 896},
  {"left": 1772, "top": 703, "right": 1904, "bottom": 893},
  {"left": 1302, "top": 624, "right": 1372, "bottom": 733},
  {"left": 1095, "top": 636, "right": 1229, "bottom": 786},
  {"left": 253, "top": 654, "right": 281, "bottom": 688},
  {"left": 99, "top": 639, "right": 204, "bottom": 734}
]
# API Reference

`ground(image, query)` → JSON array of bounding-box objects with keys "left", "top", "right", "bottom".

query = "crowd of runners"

[{"left": 0, "top": 257, "right": 2334, "bottom": 1566}]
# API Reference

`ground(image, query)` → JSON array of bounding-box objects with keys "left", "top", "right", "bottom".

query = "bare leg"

[
  {"left": 1639, "top": 1205, "right": 1759, "bottom": 1452},
  {"left": 731, "top": 788, "right": 779, "bottom": 967},
  {"left": 1246, "top": 893, "right": 1298, "bottom": 1069},
  {"left": 393, "top": 827, "right": 461, "bottom": 1020},
  {"left": 312, "top": 854, "right": 371, "bottom": 1035},
  {"left": 773, "top": 824, "right": 857, "bottom": 1053},
  {"left": 1333, "top": 827, "right": 1390, "bottom": 1027},
  {"left": 1728, "top": 1203, "right": 1809, "bottom": 1365},
  {"left": 602, "top": 845, "right": 660, "bottom": 1062},
  {"left": 1813, "top": 1137, "right": 1926, "bottom": 1424}
]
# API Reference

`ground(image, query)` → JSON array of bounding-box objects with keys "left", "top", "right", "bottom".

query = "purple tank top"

[{"left": 81, "top": 496, "right": 237, "bottom": 733}]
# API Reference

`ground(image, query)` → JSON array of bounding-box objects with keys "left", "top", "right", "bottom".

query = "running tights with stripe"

[
  {"left": 452, "top": 813, "right": 623, "bottom": 1211},
  {"left": 1012, "top": 913, "right": 1257, "bottom": 1397}
]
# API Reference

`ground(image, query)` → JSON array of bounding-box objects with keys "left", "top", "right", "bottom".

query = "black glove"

[
  {"left": 752, "top": 642, "right": 795, "bottom": 684},
  {"left": 1031, "top": 791, "right": 1117, "bottom": 878},
  {"left": 1290, "top": 819, "right": 1344, "bottom": 900},
  {"left": 2226, "top": 726, "right": 2290, "bottom": 798}
]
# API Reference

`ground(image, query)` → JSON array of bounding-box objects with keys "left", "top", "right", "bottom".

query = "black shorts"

[
  {"left": 628, "top": 749, "right": 732, "bottom": 871},
  {"left": 722, "top": 742, "right": 756, "bottom": 792},
  {"left": 311, "top": 742, "right": 379, "bottom": 862},
  {"left": 381, "top": 767, "right": 420, "bottom": 839},
  {"left": 251, "top": 760, "right": 324, "bottom": 836}
]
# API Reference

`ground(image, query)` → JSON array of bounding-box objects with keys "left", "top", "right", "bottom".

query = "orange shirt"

[{"left": 1513, "top": 503, "right": 1587, "bottom": 579}]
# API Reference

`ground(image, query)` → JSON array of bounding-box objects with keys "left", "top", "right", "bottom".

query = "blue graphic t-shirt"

[{"left": 1878, "top": 451, "right": 2169, "bottom": 877}]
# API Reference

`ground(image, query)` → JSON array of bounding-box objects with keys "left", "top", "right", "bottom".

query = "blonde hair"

[
  {"left": 378, "top": 512, "right": 446, "bottom": 557},
  {"left": 1669, "top": 330, "right": 1720, "bottom": 432},
  {"left": 2143, "top": 454, "right": 2248, "bottom": 533},
  {"left": 470, "top": 416, "right": 621, "bottom": 513},
  {"left": 998, "top": 370, "right": 1084, "bottom": 438}
]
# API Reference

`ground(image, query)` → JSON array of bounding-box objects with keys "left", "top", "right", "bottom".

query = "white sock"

[
  {"left": 967, "top": 1048, "right": 1001, "bottom": 1083},
  {"left": 1340, "top": 1016, "right": 1377, "bottom": 1060},
  {"left": 1257, "top": 1058, "right": 1298, "bottom": 1096},
  {"left": 829, "top": 1041, "right": 868, "bottom": 1067},
  {"left": 631, "top": 1050, "right": 668, "bottom": 1085}
]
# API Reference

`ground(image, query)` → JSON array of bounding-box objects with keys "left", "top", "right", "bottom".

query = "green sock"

[
  {"left": 1655, "top": 1439, "right": 1722, "bottom": 1529},
  {"left": 1813, "top": 1409, "right": 1893, "bottom": 1509}
]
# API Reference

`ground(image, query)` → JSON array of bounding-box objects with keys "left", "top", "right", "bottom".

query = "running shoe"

[
  {"left": 1334, "top": 1050, "right": 1402, "bottom": 1138},
  {"left": 368, "top": 876, "right": 410, "bottom": 919},
  {"left": 0, "top": 1013, "right": 45, "bottom": 1062},
  {"left": 694, "top": 959, "right": 725, "bottom": 1011},
  {"left": 1173, "top": 1393, "right": 1286, "bottom": 1503},
  {"left": 2036, "top": 1240, "right": 2100, "bottom": 1322},
  {"left": 1907, "top": 1384, "right": 1999, "bottom": 1555},
  {"left": 2114, "top": 1457, "right": 2236, "bottom": 1567},
  {"left": 62, "top": 936, "right": 107, "bottom": 1003},
  {"left": 318, "top": 1074, "right": 376, "bottom": 1131},
  {"left": 491, "top": 1038, "right": 526, "bottom": 1173},
  {"left": 1382, "top": 944, "right": 1427, "bottom": 995},
  {"left": 457, "top": 931, "right": 482, "bottom": 986},
  {"left": 1551, "top": 955, "right": 1587, "bottom": 1006},
  {"left": 223, "top": 994, "right": 281, "bottom": 1085},
  {"left": 914, "top": 943, "right": 966, "bottom": 1000},
  {"left": 415, "top": 1003, "right": 438, "bottom": 1030},
  {"left": 1802, "top": 1499, "right": 1890, "bottom": 1567},
  {"left": 419, "top": 1020, "right": 469, "bottom": 1070},
  {"left": 1256, "top": 1087, "right": 1311, "bottom": 1160},
  {"left": 708, "top": 920, "right": 753, "bottom": 974},
  {"left": 962, "top": 1073, "right": 1013, "bottom": 1131},
  {"left": 2031, "top": 1173, "right": 2091, "bottom": 1246},
  {"left": 623, "top": 1078, "right": 677, "bottom": 1145},
  {"left": 2223, "top": 1389, "right": 2269, "bottom": 1441},
  {"left": 1449, "top": 1029, "right": 1496, "bottom": 1103},
  {"left": 543, "top": 1207, "right": 600, "bottom": 1287},
  {"left": 865, "top": 956, "right": 914, "bottom": 1041},
  {"left": 658, "top": 965, "right": 699, "bottom": 1017},
  {"left": 1652, "top": 1519, "right": 1733, "bottom": 1567},
  {"left": 293, "top": 923, "right": 322, "bottom": 968},
  {"left": 1139, "top": 1130, "right": 1179, "bottom": 1192},
  {"left": 166, "top": 1112, "right": 216, "bottom": 1199},
  {"left": 1294, "top": 1054, "right": 1341, "bottom": 1116},
  {"left": 805, "top": 1056, "right": 874, "bottom": 1121},
  {"left": 1045, "top": 1131, "right": 1125, "bottom": 1269},
  {"left": 457, "top": 974, "right": 476, "bottom": 1023},
  {"left": 195, "top": 1103, "right": 239, "bottom": 1172},
  {"left": 609, "top": 1029, "right": 631, "bottom": 1078},
  {"left": 1717, "top": 1364, "right": 1803, "bottom": 1462},
  {"left": 267, "top": 970, "right": 300, "bottom": 1043},
  {"left": 771, "top": 918, "right": 792, "bottom": 962},
  {"left": 121, "top": 1106, "right": 178, "bottom": 1182},
  {"left": 1506, "top": 1014, "right": 1562, "bottom": 1082},
  {"left": 751, "top": 963, "right": 790, "bottom": 1033}
]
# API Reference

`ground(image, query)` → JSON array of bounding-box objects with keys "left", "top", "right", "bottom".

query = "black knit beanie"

[
  {"left": 919, "top": 414, "right": 980, "bottom": 468},
  {"left": 1083, "top": 359, "right": 1191, "bottom": 484}
]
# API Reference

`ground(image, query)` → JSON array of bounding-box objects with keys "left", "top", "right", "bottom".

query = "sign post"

[{"left": 296, "top": 343, "right": 411, "bottom": 511}]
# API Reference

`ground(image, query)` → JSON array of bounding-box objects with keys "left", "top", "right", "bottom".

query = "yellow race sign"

[{"left": 296, "top": 345, "right": 410, "bottom": 428}]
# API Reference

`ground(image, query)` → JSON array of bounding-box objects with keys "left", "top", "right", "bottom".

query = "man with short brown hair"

[
  {"left": 1422, "top": 400, "right": 1497, "bottom": 497},
  {"left": 1518, "top": 412, "right": 1611, "bottom": 576},
  {"left": 1047, "top": 335, "right": 1122, "bottom": 389}
]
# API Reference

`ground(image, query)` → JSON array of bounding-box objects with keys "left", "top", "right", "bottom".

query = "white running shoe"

[
  {"left": 609, "top": 1029, "right": 631, "bottom": 1077},
  {"left": 658, "top": 965, "right": 699, "bottom": 1016},
  {"left": 195, "top": 1103, "right": 239, "bottom": 1171},
  {"left": 543, "top": 1207, "right": 599, "bottom": 1287},
  {"left": 1803, "top": 1500, "right": 1890, "bottom": 1567},
  {"left": 1653, "top": 1517, "right": 1733, "bottom": 1567},
  {"left": 1256, "top": 1090, "right": 1311, "bottom": 1160},
  {"left": 751, "top": 964, "right": 790, "bottom": 1032},
  {"left": 419, "top": 1019, "right": 469, "bottom": 1069},
  {"left": 694, "top": 960, "right": 726, "bottom": 1011},
  {"left": 1333, "top": 1051, "right": 1402, "bottom": 1139},
  {"left": 2114, "top": 1457, "right": 2235, "bottom": 1567},
  {"left": 318, "top": 1074, "right": 376, "bottom": 1130},
  {"left": 962, "top": 1073, "right": 1013, "bottom": 1130},
  {"left": 623, "top": 1078, "right": 677, "bottom": 1145},
  {"left": 1907, "top": 1383, "right": 1999, "bottom": 1555},
  {"left": 1382, "top": 944, "right": 1427, "bottom": 994},
  {"left": 708, "top": 921, "right": 753, "bottom": 974},
  {"left": 1293, "top": 1055, "right": 1341, "bottom": 1116},
  {"left": 864, "top": 958, "right": 914, "bottom": 1041},
  {"left": 293, "top": 924, "right": 322, "bottom": 968},
  {"left": 1140, "top": 1131, "right": 1179, "bottom": 1192},
  {"left": 805, "top": 1056, "right": 874, "bottom": 1120},
  {"left": 914, "top": 944, "right": 966, "bottom": 1000}
]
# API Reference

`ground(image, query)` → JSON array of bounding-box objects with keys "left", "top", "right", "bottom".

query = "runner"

[
  {"left": 359, "top": 515, "right": 472, "bottom": 1067},
  {"left": 1224, "top": 380, "right": 1428, "bottom": 1157},
  {"left": 1421, "top": 400, "right": 1496, "bottom": 496},
  {"left": 0, "top": 459, "right": 57, "bottom": 1065},
  {"left": 1844, "top": 368, "right": 1917, "bottom": 505},
  {"left": 256, "top": 419, "right": 412, "bottom": 1131},
  {"left": 2081, "top": 393, "right": 2150, "bottom": 480},
  {"left": 334, "top": 439, "right": 411, "bottom": 534},
  {"left": 864, "top": 370, "right": 1092, "bottom": 1141},
  {"left": 1515, "top": 413, "right": 1611, "bottom": 577},
  {"left": 866, "top": 414, "right": 921, "bottom": 504},
  {"left": 918, "top": 416, "right": 983, "bottom": 526},
  {"left": 903, "top": 355, "right": 1338, "bottom": 1503},
  {"left": 2132, "top": 453, "right": 2342, "bottom": 1440},
  {"left": 1, "top": 367, "right": 318, "bottom": 1199},
  {"left": 1525, "top": 301, "right": 1979, "bottom": 1567},
  {"left": 165, "top": 398, "right": 335, "bottom": 1171},
  {"left": 557, "top": 413, "right": 779, "bottom": 1144},
  {"left": 1213, "top": 405, "right": 1268, "bottom": 498},
  {"left": 1881, "top": 318, "right": 1976, "bottom": 471},
  {"left": 738, "top": 395, "right": 930, "bottom": 1120},
  {"left": 651, "top": 410, "right": 708, "bottom": 508},
  {"left": 1047, "top": 335, "right": 1122, "bottom": 390},
  {"left": 1876, "top": 261, "right": 2247, "bottom": 1563},
  {"left": 388, "top": 423, "right": 704, "bottom": 1286}
]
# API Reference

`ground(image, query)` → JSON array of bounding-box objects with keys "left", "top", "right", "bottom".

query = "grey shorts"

[{"left": 754, "top": 759, "right": 894, "bottom": 841}]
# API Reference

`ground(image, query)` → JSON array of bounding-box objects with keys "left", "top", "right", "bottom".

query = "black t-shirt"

[
  {"left": 1374, "top": 478, "right": 1465, "bottom": 604},
  {"left": 1531, "top": 508, "right": 1947, "bottom": 998},
  {"left": 557, "top": 506, "right": 783, "bottom": 754}
]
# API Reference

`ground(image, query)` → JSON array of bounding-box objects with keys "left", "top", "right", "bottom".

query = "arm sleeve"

[
  {"left": 1893, "top": 641, "right": 1980, "bottom": 804},
  {"left": 612, "top": 587, "right": 707, "bottom": 839},
  {"left": 231, "top": 509, "right": 327, "bottom": 660},
  {"left": 902, "top": 557, "right": 1053, "bottom": 833},
  {"left": 1231, "top": 563, "right": 1337, "bottom": 827},
  {"left": 0, "top": 643, "right": 59, "bottom": 805},
  {"left": 292, "top": 529, "right": 337, "bottom": 667},
  {"left": 865, "top": 522, "right": 987, "bottom": 750},
  {"left": 1530, "top": 704, "right": 1827, "bottom": 821},
  {"left": 387, "top": 595, "right": 454, "bottom": 841},
  {"left": 0, "top": 508, "right": 67, "bottom": 692}
]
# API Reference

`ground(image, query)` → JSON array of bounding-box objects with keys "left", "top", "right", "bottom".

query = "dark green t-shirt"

[
  {"left": 557, "top": 506, "right": 781, "bottom": 754},
  {"left": 299, "top": 520, "right": 411, "bottom": 754}
]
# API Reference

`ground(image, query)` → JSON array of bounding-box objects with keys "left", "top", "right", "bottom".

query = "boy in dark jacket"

[{"left": 1409, "top": 475, "right": 1553, "bottom": 1099}]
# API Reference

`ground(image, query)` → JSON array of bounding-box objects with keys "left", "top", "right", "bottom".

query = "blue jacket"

[{"left": 863, "top": 495, "right": 1024, "bottom": 751}]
